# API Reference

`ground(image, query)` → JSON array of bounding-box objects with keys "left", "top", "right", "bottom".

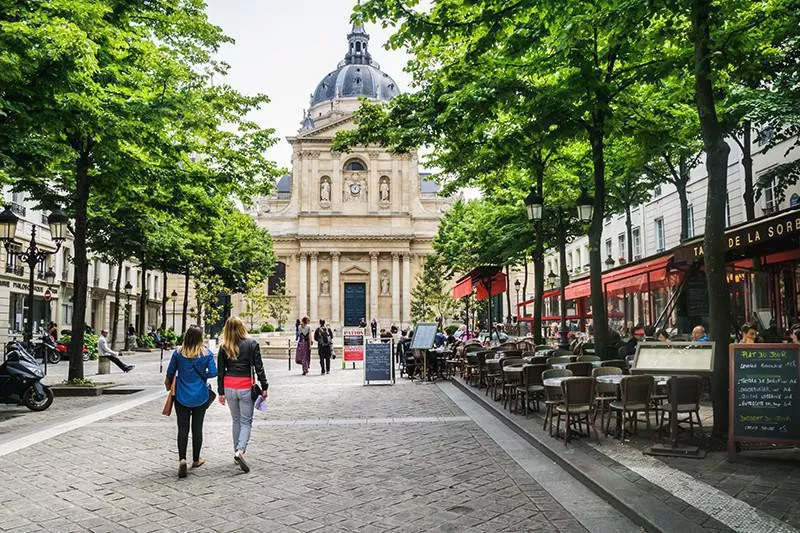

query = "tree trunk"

[
  {"left": 533, "top": 238, "right": 545, "bottom": 345},
  {"left": 68, "top": 151, "right": 91, "bottom": 381},
  {"left": 181, "top": 270, "right": 189, "bottom": 334},
  {"left": 692, "top": 0, "right": 732, "bottom": 439},
  {"left": 558, "top": 221, "right": 569, "bottom": 350},
  {"left": 588, "top": 128, "right": 609, "bottom": 358},
  {"left": 741, "top": 120, "right": 755, "bottom": 220},
  {"left": 160, "top": 270, "right": 168, "bottom": 331},
  {"left": 522, "top": 252, "right": 529, "bottom": 317},
  {"left": 677, "top": 156, "right": 691, "bottom": 242},
  {"left": 625, "top": 205, "right": 633, "bottom": 262},
  {"left": 110, "top": 260, "right": 123, "bottom": 348},
  {"left": 138, "top": 263, "right": 147, "bottom": 334},
  {"left": 505, "top": 265, "right": 512, "bottom": 323}
]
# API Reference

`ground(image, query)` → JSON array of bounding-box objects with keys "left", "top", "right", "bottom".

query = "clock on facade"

[{"left": 349, "top": 183, "right": 361, "bottom": 195}]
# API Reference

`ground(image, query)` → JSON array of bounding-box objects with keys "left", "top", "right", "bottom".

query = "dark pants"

[
  {"left": 319, "top": 345, "right": 331, "bottom": 373},
  {"left": 102, "top": 354, "right": 130, "bottom": 371},
  {"left": 174, "top": 400, "right": 207, "bottom": 462}
]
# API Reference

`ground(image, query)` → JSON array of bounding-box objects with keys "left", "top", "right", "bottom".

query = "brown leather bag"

[{"left": 162, "top": 376, "right": 176, "bottom": 416}]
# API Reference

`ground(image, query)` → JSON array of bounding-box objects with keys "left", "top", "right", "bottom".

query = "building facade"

[{"left": 239, "top": 21, "right": 450, "bottom": 332}]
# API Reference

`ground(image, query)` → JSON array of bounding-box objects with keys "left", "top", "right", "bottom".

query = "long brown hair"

[
  {"left": 221, "top": 316, "right": 248, "bottom": 359},
  {"left": 180, "top": 325, "right": 205, "bottom": 359}
]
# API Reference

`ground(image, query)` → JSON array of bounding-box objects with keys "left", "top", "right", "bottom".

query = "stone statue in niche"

[
  {"left": 321, "top": 271, "right": 330, "bottom": 296},
  {"left": 379, "top": 177, "right": 390, "bottom": 202},
  {"left": 380, "top": 271, "right": 390, "bottom": 295},
  {"left": 320, "top": 178, "right": 331, "bottom": 202}
]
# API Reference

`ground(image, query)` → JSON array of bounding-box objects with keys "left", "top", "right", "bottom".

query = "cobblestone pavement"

[{"left": 0, "top": 355, "right": 634, "bottom": 532}]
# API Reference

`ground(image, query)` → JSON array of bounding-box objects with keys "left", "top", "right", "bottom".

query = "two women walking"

[{"left": 165, "top": 317, "right": 269, "bottom": 478}]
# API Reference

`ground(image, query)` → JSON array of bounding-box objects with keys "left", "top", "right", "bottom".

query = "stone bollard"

[{"left": 98, "top": 356, "right": 110, "bottom": 374}]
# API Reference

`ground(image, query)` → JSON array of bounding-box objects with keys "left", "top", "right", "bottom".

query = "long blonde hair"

[
  {"left": 180, "top": 325, "right": 205, "bottom": 359},
  {"left": 221, "top": 316, "right": 248, "bottom": 359}
]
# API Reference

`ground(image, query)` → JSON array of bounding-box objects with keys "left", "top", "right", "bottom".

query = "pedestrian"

[
  {"left": 217, "top": 316, "right": 269, "bottom": 474},
  {"left": 314, "top": 319, "right": 333, "bottom": 374},
  {"left": 165, "top": 325, "right": 217, "bottom": 478},
  {"left": 359, "top": 317, "right": 367, "bottom": 328},
  {"left": 740, "top": 323, "right": 758, "bottom": 344},
  {"left": 371, "top": 318, "right": 378, "bottom": 338},
  {"left": 295, "top": 318, "right": 301, "bottom": 342},
  {"left": 296, "top": 316, "right": 312, "bottom": 375},
  {"left": 97, "top": 329, "right": 135, "bottom": 372}
]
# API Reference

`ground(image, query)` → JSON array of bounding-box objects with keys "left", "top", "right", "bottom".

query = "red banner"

[{"left": 343, "top": 327, "right": 365, "bottom": 362}]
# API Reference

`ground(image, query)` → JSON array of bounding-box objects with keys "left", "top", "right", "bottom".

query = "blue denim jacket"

[{"left": 167, "top": 349, "right": 218, "bottom": 408}]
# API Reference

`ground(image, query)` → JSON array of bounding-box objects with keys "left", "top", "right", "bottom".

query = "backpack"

[{"left": 315, "top": 327, "right": 330, "bottom": 346}]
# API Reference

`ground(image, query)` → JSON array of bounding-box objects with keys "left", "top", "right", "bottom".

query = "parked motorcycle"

[
  {"left": 0, "top": 341, "right": 54, "bottom": 411},
  {"left": 55, "top": 340, "right": 90, "bottom": 362},
  {"left": 32, "top": 335, "right": 61, "bottom": 365}
]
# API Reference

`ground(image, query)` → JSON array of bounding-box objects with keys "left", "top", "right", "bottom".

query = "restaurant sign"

[{"left": 685, "top": 209, "right": 800, "bottom": 260}]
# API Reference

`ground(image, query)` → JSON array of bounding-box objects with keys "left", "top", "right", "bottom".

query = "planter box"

[{"left": 50, "top": 382, "right": 116, "bottom": 397}]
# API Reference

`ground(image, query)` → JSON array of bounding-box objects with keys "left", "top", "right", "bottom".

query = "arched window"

[
  {"left": 344, "top": 159, "right": 367, "bottom": 171},
  {"left": 268, "top": 261, "right": 286, "bottom": 295}
]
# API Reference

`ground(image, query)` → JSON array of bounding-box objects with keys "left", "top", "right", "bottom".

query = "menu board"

[
  {"left": 410, "top": 323, "right": 438, "bottom": 351},
  {"left": 632, "top": 342, "right": 715, "bottom": 374},
  {"left": 364, "top": 341, "right": 394, "bottom": 385},
  {"left": 342, "top": 327, "right": 365, "bottom": 362},
  {"left": 729, "top": 344, "right": 800, "bottom": 458}
]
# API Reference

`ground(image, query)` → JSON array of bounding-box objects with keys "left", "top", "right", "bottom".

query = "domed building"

[{"left": 250, "top": 18, "right": 450, "bottom": 331}]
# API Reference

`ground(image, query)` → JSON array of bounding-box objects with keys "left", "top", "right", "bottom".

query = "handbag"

[
  {"left": 162, "top": 377, "right": 176, "bottom": 416},
  {"left": 190, "top": 355, "right": 216, "bottom": 410},
  {"left": 250, "top": 361, "right": 262, "bottom": 401}
]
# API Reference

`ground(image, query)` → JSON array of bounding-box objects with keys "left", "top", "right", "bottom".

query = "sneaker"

[
  {"left": 191, "top": 458, "right": 205, "bottom": 469},
  {"left": 178, "top": 460, "right": 187, "bottom": 478},
  {"left": 235, "top": 451, "right": 250, "bottom": 473},
  {"left": 124, "top": 364, "right": 135, "bottom": 373},
  {"left": 326, "top": 371, "right": 330, "bottom": 374}
]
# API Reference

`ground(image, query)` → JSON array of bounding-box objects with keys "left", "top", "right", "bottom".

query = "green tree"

[
  {"left": 266, "top": 279, "right": 291, "bottom": 332},
  {"left": 241, "top": 273, "right": 270, "bottom": 332},
  {"left": 410, "top": 255, "right": 461, "bottom": 325}
]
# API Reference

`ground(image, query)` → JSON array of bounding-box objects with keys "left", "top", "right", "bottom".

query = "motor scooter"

[
  {"left": 0, "top": 342, "right": 54, "bottom": 411},
  {"left": 33, "top": 335, "right": 61, "bottom": 365}
]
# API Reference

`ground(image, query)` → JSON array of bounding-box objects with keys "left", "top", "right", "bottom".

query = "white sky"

[{"left": 206, "top": 0, "right": 413, "bottom": 172}]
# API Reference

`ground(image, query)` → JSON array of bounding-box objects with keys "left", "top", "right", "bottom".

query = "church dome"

[{"left": 309, "top": 20, "right": 400, "bottom": 107}]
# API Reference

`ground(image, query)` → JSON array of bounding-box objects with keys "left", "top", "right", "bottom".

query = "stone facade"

[{"left": 234, "top": 22, "right": 450, "bottom": 332}]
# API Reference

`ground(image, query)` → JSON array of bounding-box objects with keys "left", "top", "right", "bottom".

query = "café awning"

[{"left": 452, "top": 265, "right": 507, "bottom": 301}]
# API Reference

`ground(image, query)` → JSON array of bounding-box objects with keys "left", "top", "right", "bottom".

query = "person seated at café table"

[
  {"left": 790, "top": 326, "right": 800, "bottom": 344},
  {"left": 739, "top": 323, "right": 759, "bottom": 344},
  {"left": 692, "top": 325, "right": 710, "bottom": 342}
]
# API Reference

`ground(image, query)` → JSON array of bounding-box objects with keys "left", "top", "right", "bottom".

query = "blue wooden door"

[{"left": 344, "top": 283, "right": 366, "bottom": 327}]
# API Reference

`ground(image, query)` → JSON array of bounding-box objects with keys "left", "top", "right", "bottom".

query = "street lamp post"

[
  {"left": 523, "top": 185, "right": 544, "bottom": 342},
  {"left": 0, "top": 207, "right": 68, "bottom": 344},
  {"left": 124, "top": 281, "right": 132, "bottom": 351},
  {"left": 170, "top": 289, "right": 178, "bottom": 331}
]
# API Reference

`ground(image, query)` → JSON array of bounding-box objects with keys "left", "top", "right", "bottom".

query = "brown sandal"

[{"left": 191, "top": 458, "right": 205, "bottom": 468}]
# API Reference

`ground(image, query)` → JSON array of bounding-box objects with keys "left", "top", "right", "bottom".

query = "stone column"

[
  {"left": 391, "top": 253, "right": 400, "bottom": 325},
  {"left": 298, "top": 252, "right": 308, "bottom": 318},
  {"left": 402, "top": 253, "right": 411, "bottom": 327},
  {"left": 331, "top": 252, "right": 341, "bottom": 326},
  {"left": 309, "top": 252, "right": 319, "bottom": 320},
  {"left": 370, "top": 252, "right": 379, "bottom": 321}
]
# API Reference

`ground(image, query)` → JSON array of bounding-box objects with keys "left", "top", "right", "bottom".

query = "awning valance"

[{"left": 451, "top": 265, "right": 507, "bottom": 301}]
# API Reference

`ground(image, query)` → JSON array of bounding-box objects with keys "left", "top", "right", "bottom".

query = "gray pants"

[{"left": 224, "top": 388, "right": 254, "bottom": 453}]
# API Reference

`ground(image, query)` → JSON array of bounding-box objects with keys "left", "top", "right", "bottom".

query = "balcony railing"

[
  {"left": 6, "top": 265, "right": 24, "bottom": 276},
  {"left": 10, "top": 202, "right": 26, "bottom": 217}
]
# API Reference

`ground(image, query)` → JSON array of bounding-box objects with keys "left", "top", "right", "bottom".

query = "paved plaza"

[{"left": 0, "top": 353, "right": 637, "bottom": 532}]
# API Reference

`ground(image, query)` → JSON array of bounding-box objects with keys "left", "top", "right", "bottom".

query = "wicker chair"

[
  {"left": 592, "top": 366, "right": 622, "bottom": 428},
  {"left": 465, "top": 353, "right": 479, "bottom": 386},
  {"left": 601, "top": 359, "right": 628, "bottom": 372},
  {"left": 530, "top": 355, "right": 549, "bottom": 366},
  {"left": 502, "top": 363, "right": 524, "bottom": 410},
  {"left": 515, "top": 364, "right": 546, "bottom": 417},
  {"left": 547, "top": 356, "right": 573, "bottom": 365},
  {"left": 658, "top": 376, "right": 704, "bottom": 440},
  {"left": 556, "top": 377, "right": 597, "bottom": 446},
  {"left": 485, "top": 359, "right": 502, "bottom": 399},
  {"left": 607, "top": 375, "right": 654, "bottom": 441},
  {"left": 565, "top": 362, "right": 593, "bottom": 377},
  {"left": 542, "top": 368, "right": 573, "bottom": 435},
  {"left": 577, "top": 355, "right": 601, "bottom": 362}
]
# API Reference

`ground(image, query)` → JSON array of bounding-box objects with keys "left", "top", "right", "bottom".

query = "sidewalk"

[{"left": 452, "top": 376, "right": 800, "bottom": 533}]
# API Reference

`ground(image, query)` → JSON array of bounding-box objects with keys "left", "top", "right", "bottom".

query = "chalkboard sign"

[
  {"left": 728, "top": 344, "right": 800, "bottom": 460},
  {"left": 364, "top": 341, "right": 394, "bottom": 385},
  {"left": 686, "top": 276, "right": 709, "bottom": 316},
  {"left": 410, "top": 323, "right": 438, "bottom": 351}
]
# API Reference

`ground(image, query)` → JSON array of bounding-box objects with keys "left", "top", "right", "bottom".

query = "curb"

[{"left": 452, "top": 378, "right": 709, "bottom": 533}]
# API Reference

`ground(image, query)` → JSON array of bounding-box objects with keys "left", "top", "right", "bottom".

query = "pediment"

[
  {"left": 296, "top": 115, "right": 356, "bottom": 140},
  {"left": 340, "top": 264, "right": 369, "bottom": 275}
]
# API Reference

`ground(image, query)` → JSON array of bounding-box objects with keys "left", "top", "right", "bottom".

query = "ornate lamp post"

[
  {"left": 170, "top": 289, "right": 178, "bottom": 331},
  {"left": 605, "top": 255, "right": 615, "bottom": 269},
  {"left": 523, "top": 186, "right": 544, "bottom": 341},
  {"left": 124, "top": 281, "right": 133, "bottom": 351},
  {"left": 0, "top": 207, "right": 68, "bottom": 343},
  {"left": 576, "top": 186, "right": 594, "bottom": 223},
  {"left": 514, "top": 279, "right": 521, "bottom": 310}
]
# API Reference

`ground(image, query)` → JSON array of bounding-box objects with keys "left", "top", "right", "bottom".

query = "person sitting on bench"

[{"left": 98, "top": 330, "right": 135, "bottom": 373}]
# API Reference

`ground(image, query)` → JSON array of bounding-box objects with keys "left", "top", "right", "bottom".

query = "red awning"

[
  {"left": 451, "top": 265, "right": 506, "bottom": 301},
  {"left": 452, "top": 277, "right": 473, "bottom": 299},
  {"left": 564, "top": 279, "right": 591, "bottom": 300},
  {"left": 603, "top": 255, "right": 674, "bottom": 295},
  {"left": 475, "top": 272, "right": 507, "bottom": 301}
]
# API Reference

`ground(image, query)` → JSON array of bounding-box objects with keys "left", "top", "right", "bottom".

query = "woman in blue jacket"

[{"left": 166, "top": 325, "right": 217, "bottom": 478}]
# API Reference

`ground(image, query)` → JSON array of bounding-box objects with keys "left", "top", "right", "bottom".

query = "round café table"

[
  {"left": 595, "top": 374, "right": 670, "bottom": 386},
  {"left": 550, "top": 360, "right": 603, "bottom": 370},
  {"left": 543, "top": 376, "right": 570, "bottom": 387}
]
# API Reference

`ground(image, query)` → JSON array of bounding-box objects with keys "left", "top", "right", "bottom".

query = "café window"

[
  {"left": 763, "top": 179, "right": 778, "bottom": 214},
  {"left": 686, "top": 203, "right": 695, "bottom": 238},
  {"left": 632, "top": 227, "right": 642, "bottom": 260},
  {"left": 61, "top": 301, "right": 73, "bottom": 325},
  {"left": 617, "top": 234, "right": 625, "bottom": 260},
  {"left": 655, "top": 218, "right": 666, "bottom": 253},
  {"left": 605, "top": 239, "right": 612, "bottom": 260}
]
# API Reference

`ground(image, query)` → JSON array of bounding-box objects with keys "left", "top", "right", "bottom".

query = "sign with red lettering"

[{"left": 343, "top": 327, "right": 365, "bottom": 362}]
